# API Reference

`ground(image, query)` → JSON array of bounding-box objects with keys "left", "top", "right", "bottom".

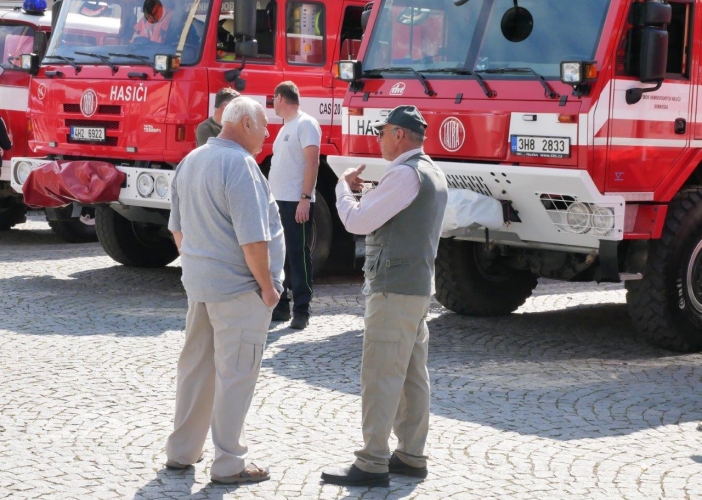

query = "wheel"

[
  {"left": 435, "top": 238, "right": 537, "bottom": 316},
  {"left": 309, "top": 190, "right": 332, "bottom": 276},
  {"left": 626, "top": 188, "right": 702, "bottom": 352},
  {"left": 0, "top": 201, "right": 27, "bottom": 230},
  {"left": 48, "top": 219, "right": 98, "bottom": 243},
  {"left": 95, "top": 206, "right": 179, "bottom": 267}
]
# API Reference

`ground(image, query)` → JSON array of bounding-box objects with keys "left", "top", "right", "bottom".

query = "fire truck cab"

[
  {"left": 330, "top": 0, "right": 702, "bottom": 351},
  {"left": 11, "top": 0, "right": 365, "bottom": 271}
]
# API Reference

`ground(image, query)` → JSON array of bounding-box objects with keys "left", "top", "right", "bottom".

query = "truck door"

[{"left": 607, "top": 0, "right": 693, "bottom": 193}]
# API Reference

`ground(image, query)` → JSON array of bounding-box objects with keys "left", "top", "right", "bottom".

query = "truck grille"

[
  {"left": 445, "top": 174, "right": 493, "bottom": 197},
  {"left": 63, "top": 104, "right": 122, "bottom": 115}
]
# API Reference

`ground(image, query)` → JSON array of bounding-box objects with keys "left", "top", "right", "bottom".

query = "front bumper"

[
  {"left": 11, "top": 157, "right": 173, "bottom": 210},
  {"left": 328, "top": 155, "right": 625, "bottom": 253}
]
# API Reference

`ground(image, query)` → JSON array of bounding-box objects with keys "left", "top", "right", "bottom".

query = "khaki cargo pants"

[
  {"left": 165, "top": 291, "right": 271, "bottom": 477},
  {"left": 354, "top": 292, "right": 432, "bottom": 473}
]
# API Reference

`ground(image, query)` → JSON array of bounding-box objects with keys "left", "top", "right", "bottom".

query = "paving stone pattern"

[{"left": 0, "top": 217, "right": 701, "bottom": 499}]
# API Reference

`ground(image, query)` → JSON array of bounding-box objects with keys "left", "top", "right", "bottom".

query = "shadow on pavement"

[
  {"left": 268, "top": 301, "right": 702, "bottom": 441},
  {"left": 0, "top": 266, "right": 185, "bottom": 337},
  {"left": 133, "top": 466, "right": 245, "bottom": 500}
]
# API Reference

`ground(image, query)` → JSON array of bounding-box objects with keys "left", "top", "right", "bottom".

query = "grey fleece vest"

[{"left": 364, "top": 152, "right": 448, "bottom": 296}]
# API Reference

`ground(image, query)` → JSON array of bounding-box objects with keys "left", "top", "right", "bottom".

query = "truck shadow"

[
  {"left": 268, "top": 301, "right": 702, "bottom": 441},
  {"left": 0, "top": 265, "right": 186, "bottom": 337}
]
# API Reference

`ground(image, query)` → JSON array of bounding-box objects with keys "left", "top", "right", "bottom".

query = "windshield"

[
  {"left": 0, "top": 23, "right": 36, "bottom": 70},
  {"left": 364, "top": 0, "right": 611, "bottom": 78},
  {"left": 45, "top": 0, "right": 211, "bottom": 67}
]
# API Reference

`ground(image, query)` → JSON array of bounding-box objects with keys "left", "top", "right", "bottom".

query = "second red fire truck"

[{"left": 331, "top": 0, "right": 702, "bottom": 352}]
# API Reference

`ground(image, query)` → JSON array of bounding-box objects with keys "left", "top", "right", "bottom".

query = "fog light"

[
  {"left": 566, "top": 202, "right": 591, "bottom": 233},
  {"left": 592, "top": 206, "right": 615, "bottom": 234},
  {"left": 154, "top": 174, "right": 169, "bottom": 198},
  {"left": 136, "top": 173, "right": 154, "bottom": 197},
  {"left": 15, "top": 161, "right": 33, "bottom": 184},
  {"left": 21, "top": 54, "right": 33, "bottom": 70}
]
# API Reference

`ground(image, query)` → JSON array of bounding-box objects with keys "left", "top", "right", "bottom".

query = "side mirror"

[
  {"left": 233, "top": 0, "right": 256, "bottom": 39},
  {"left": 33, "top": 31, "right": 48, "bottom": 62},
  {"left": 638, "top": 27, "right": 668, "bottom": 82},
  {"left": 361, "top": 3, "right": 372, "bottom": 33},
  {"left": 21, "top": 53, "right": 41, "bottom": 75}
]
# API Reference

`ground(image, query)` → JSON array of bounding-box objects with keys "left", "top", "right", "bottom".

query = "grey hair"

[
  {"left": 401, "top": 127, "right": 426, "bottom": 145},
  {"left": 221, "top": 96, "right": 263, "bottom": 126}
]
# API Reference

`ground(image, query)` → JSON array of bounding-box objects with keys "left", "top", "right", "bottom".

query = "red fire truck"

[
  {"left": 11, "top": 0, "right": 365, "bottom": 271},
  {"left": 330, "top": 0, "right": 702, "bottom": 351}
]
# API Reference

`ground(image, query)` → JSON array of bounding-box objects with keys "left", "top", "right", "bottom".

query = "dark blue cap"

[{"left": 371, "top": 105, "right": 428, "bottom": 136}]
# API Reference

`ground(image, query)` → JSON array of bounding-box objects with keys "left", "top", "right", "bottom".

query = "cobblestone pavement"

[{"left": 1, "top": 217, "right": 701, "bottom": 500}]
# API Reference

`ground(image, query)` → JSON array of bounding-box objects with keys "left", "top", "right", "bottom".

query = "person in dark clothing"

[
  {"left": 0, "top": 117, "right": 12, "bottom": 153},
  {"left": 196, "top": 88, "right": 241, "bottom": 147}
]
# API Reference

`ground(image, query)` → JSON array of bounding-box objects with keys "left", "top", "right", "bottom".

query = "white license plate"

[
  {"left": 70, "top": 126, "right": 105, "bottom": 142},
  {"left": 510, "top": 135, "right": 570, "bottom": 158}
]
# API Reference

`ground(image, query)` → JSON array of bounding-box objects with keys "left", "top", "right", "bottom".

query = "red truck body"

[{"left": 328, "top": 0, "right": 702, "bottom": 351}]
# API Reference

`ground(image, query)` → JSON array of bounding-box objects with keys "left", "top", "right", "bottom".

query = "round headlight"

[
  {"left": 154, "top": 174, "right": 169, "bottom": 198},
  {"left": 592, "top": 206, "right": 615, "bottom": 234},
  {"left": 566, "top": 202, "right": 591, "bottom": 234},
  {"left": 15, "top": 161, "right": 33, "bottom": 184},
  {"left": 136, "top": 173, "right": 154, "bottom": 197}
]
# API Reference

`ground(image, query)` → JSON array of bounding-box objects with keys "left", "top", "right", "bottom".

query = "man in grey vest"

[{"left": 322, "top": 105, "right": 448, "bottom": 487}]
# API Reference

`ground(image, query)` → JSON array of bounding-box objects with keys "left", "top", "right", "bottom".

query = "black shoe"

[
  {"left": 271, "top": 305, "right": 291, "bottom": 322},
  {"left": 289, "top": 313, "right": 309, "bottom": 330},
  {"left": 388, "top": 453, "right": 428, "bottom": 479},
  {"left": 321, "top": 465, "right": 389, "bottom": 487}
]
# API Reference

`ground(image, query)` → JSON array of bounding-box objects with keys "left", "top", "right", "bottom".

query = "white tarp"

[{"left": 442, "top": 189, "right": 504, "bottom": 235}]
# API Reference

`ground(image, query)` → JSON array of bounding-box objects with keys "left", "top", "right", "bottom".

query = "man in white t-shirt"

[{"left": 268, "top": 81, "right": 322, "bottom": 329}]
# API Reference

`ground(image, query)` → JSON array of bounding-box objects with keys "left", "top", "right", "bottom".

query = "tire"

[
  {"left": 309, "top": 190, "right": 332, "bottom": 276},
  {"left": 435, "top": 238, "right": 538, "bottom": 316},
  {"left": 48, "top": 219, "right": 98, "bottom": 243},
  {"left": 0, "top": 202, "right": 27, "bottom": 230},
  {"left": 626, "top": 188, "right": 702, "bottom": 352},
  {"left": 95, "top": 206, "right": 179, "bottom": 267}
]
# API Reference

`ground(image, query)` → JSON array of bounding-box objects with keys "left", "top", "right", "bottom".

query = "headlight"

[
  {"left": 154, "top": 54, "right": 180, "bottom": 73},
  {"left": 591, "top": 206, "right": 615, "bottom": 234},
  {"left": 560, "top": 61, "right": 597, "bottom": 85},
  {"left": 15, "top": 161, "right": 33, "bottom": 184},
  {"left": 136, "top": 173, "right": 154, "bottom": 197},
  {"left": 336, "top": 60, "right": 361, "bottom": 82},
  {"left": 21, "top": 54, "right": 33, "bottom": 70},
  {"left": 154, "top": 174, "right": 169, "bottom": 198},
  {"left": 566, "top": 202, "right": 591, "bottom": 234}
]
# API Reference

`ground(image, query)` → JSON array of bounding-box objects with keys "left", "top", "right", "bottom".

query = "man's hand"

[
  {"left": 261, "top": 287, "right": 281, "bottom": 308},
  {"left": 296, "top": 199, "right": 311, "bottom": 223},
  {"left": 339, "top": 164, "right": 366, "bottom": 191}
]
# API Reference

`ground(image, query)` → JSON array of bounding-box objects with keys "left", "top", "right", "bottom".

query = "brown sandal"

[{"left": 211, "top": 463, "right": 270, "bottom": 484}]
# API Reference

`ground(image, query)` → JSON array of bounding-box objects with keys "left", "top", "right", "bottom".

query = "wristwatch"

[{"left": 300, "top": 193, "right": 312, "bottom": 200}]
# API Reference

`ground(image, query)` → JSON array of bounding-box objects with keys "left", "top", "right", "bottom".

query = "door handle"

[{"left": 675, "top": 118, "right": 686, "bottom": 134}]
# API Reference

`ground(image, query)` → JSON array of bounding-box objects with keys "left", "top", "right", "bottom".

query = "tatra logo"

[
  {"left": 80, "top": 89, "right": 98, "bottom": 117},
  {"left": 439, "top": 117, "right": 465, "bottom": 152},
  {"left": 110, "top": 84, "right": 148, "bottom": 102},
  {"left": 37, "top": 83, "right": 47, "bottom": 100},
  {"left": 389, "top": 82, "right": 406, "bottom": 95}
]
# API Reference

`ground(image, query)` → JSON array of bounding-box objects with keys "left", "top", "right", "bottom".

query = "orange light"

[
  {"left": 171, "top": 57, "right": 181, "bottom": 71},
  {"left": 27, "top": 118, "right": 33, "bottom": 133},
  {"left": 584, "top": 64, "right": 598, "bottom": 80},
  {"left": 176, "top": 125, "right": 186, "bottom": 142},
  {"left": 332, "top": 63, "right": 339, "bottom": 78},
  {"left": 348, "top": 107, "right": 363, "bottom": 116},
  {"left": 558, "top": 114, "right": 577, "bottom": 123}
]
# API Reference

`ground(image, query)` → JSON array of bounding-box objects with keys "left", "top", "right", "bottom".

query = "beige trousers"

[
  {"left": 165, "top": 291, "right": 271, "bottom": 478},
  {"left": 353, "top": 292, "right": 432, "bottom": 473}
]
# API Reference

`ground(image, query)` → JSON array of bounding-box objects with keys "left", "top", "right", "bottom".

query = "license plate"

[
  {"left": 70, "top": 126, "right": 105, "bottom": 142},
  {"left": 510, "top": 135, "right": 570, "bottom": 158}
]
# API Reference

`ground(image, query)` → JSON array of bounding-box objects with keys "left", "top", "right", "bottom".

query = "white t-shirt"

[{"left": 269, "top": 111, "right": 322, "bottom": 202}]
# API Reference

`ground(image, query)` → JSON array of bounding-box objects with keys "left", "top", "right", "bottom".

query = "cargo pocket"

[
  {"left": 236, "top": 330, "right": 266, "bottom": 374},
  {"left": 363, "top": 327, "right": 402, "bottom": 369},
  {"left": 363, "top": 244, "right": 383, "bottom": 280}
]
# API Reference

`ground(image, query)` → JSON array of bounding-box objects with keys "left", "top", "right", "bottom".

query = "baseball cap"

[{"left": 371, "top": 105, "right": 428, "bottom": 136}]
